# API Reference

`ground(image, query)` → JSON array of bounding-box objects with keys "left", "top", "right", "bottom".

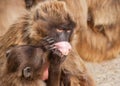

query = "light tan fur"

[
  {"left": 74, "top": 0, "right": 120, "bottom": 62},
  {"left": 0, "top": 0, "right": 27, "bottom": 36}
]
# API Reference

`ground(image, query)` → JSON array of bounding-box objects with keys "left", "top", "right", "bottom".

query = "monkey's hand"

[
  {"left": 41, "top": 36, "right": 55, "bottom": 50},
  {"left": 41, "top": 36, "right": 67, "bottom": 65},
  {"left": 49, "top": 52, "right": 66, "bottom": 68}
]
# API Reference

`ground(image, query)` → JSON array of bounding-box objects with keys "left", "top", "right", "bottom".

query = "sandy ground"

[{"left": 86, "top": 56, "right": 120, "bottom": 86}]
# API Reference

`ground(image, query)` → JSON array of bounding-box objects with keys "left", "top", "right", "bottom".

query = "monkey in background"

[
  {"left": 0, "top": 0, "right": 28, "bottom": 36},
  {"left": 76, "top": 0, "right": 120, "bottom": 62},
  {"left": 0, "top": 0, "right": 43, "bottom": 36}
]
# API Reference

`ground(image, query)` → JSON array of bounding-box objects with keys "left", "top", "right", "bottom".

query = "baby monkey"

[{"left": 0, "top": 44, "right": 66, "bottom": 86}]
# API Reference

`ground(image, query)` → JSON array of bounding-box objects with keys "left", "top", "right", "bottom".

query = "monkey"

[
  {"left": 0, "top": 1, "right": 76, "bottom": 63},
  {"left": 0, "top": 1, "right": 95, "bottom": 86},
  {"left": 0, "top": 44, "right": 67, "bottom": 86},
  {"left": 45, "top": 42, "right": 68, "bottom": 86},
  {"left": 0, "top": 1, "right": 75, "bottom": 65},
  {"left": 39, "top": 36, "right": 69, "bottom": 86},
  {"left": 48, "top": 0, "right": 120, "bottom": 62},
  {"left": 1, "top": 0, "right": 119, "bottom": 62},
  {"left": 0, "top": 45, "right": 95, "bottom": 86},
  {"left": 41, "top": 37, "right": 95, "bottom": 86},
  {"left": 72, "top": 0, "right": 120, "bottom": 62},
  {"left": 0, "top": 45, "right": 47, "bottom": 86},
  {"left": 31, "top": 0, "right": 120, "bottom": 62}
]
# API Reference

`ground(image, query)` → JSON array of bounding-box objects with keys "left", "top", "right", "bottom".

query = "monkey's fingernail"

[
  {"left": 48, "top": 40, "right": 54, "bottom": 44},
  {"left": 46, "top": 38, "right": 54, "bottom": 42},
  {"left": 50, "top": 45, "right": 55, "bottom": 47},
  {"left": 49, "top": 45, "right": 56, "bottom": 50}
]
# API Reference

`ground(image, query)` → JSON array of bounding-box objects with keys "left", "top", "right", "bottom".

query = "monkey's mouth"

[{"left": 53, "top": 41, "right": 72, "bottom": 55}]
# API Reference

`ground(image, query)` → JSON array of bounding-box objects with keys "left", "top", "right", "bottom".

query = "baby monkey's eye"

[
  {"left": 56, "top": 28, "right": 71, "bottom": 33},
  {"left": 56, "top": 29, "right": 64, "bottom": 33}
]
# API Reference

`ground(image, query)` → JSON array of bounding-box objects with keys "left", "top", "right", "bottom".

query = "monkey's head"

[
  {"left": 29, "top": 1, "right": 76, "bottom": 56},
  {"left": 5, "top": 45, "right": 48, "bottom": 81}
]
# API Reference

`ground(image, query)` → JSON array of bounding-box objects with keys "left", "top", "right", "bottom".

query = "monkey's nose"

[{"left": 54, "top": 41, "right": 72, "bottom": 55}]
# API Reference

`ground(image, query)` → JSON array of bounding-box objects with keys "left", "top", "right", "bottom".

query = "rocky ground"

[{"left": 86, "top": 56, "right": 120, "bottom": 86}]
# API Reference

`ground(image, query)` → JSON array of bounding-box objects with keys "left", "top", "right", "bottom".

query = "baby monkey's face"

[{"left": 6, "top": 45, "right": 48, "bottom": 81}]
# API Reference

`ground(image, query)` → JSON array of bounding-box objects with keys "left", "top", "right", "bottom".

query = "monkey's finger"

[
  {"left": 48, "top": 40, "right": 54, "bottom": 44},
  {"left": 48, "top": 45, "right": 55, "bottom": 50}
]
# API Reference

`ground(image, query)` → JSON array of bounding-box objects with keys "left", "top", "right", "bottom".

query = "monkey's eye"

[
  {"left": 56, "top": 29, "right": 64, "bottom": 33},
  {"left": 67, "top": 30, "right": 71, "bottom": 33}
]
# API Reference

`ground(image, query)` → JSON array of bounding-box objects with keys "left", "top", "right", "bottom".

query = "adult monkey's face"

[{"left": 30, "top": 1, "right": 76, "bottom": 55}]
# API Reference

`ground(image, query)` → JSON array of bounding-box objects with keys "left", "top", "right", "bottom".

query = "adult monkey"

[
  {"left": 0, "top": 1, "right": 95, "bottom": 86},
  {"left": 2, "top": 0, "right": 119, "bottom": 62},
  {"left": 52, "top": 0, "right": 120, "bottom": 62},
  {"left": 75, "top": 0, "right": 120, "bottom": 62},
  {"left": 83, "top": 0, "right": 120, "bottom": 62}
]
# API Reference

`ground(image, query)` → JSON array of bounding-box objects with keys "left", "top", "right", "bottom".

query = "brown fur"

[
  {"left": 0, "top": 46, "right": 47, "bottom": 86},
  {"left": 0, "top": 44, "right": 67, "bottom": 86},
  {"left": 61, "top": 50, "right": 95, "bottom": 86},
  {"left": 0, "top": 1, "right": 74, "bottom": 60},
  {"left": 2, "top": 0, "right": 119, "bottom": 62},
  {"left": 0, "top": 1, "right": 95, "bottom": 86}
]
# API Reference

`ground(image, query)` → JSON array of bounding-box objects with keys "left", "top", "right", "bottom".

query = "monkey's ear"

[
  {"left": 5, "top": 45, "right": 15, "bottom": 59},
  {"left": 22, "top": 67, "right": 33, "bottom": 80},
  {"left": 6, "top": 48, "right": 13, "bottom": 59},
  {"left": 6, "top": 50, "right": 10, "bottom": 58}
]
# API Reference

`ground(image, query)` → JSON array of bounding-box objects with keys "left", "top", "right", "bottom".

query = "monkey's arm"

[{"left": 47, "top": 49, "right": 67, "bottom": 86}]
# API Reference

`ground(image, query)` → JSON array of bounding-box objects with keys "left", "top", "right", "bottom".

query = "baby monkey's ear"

[
  {"left": 22, "top": 67, "right": 33, "bottom": 80},
  {"left": 6, "top": 50, "right": 13, "bottom": 59},
  {"left": 6, "top": 48, "right": 13, "bottom": 59},
  {"left": 5, "top": 45, "right": 15, "bottom": 59}
]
